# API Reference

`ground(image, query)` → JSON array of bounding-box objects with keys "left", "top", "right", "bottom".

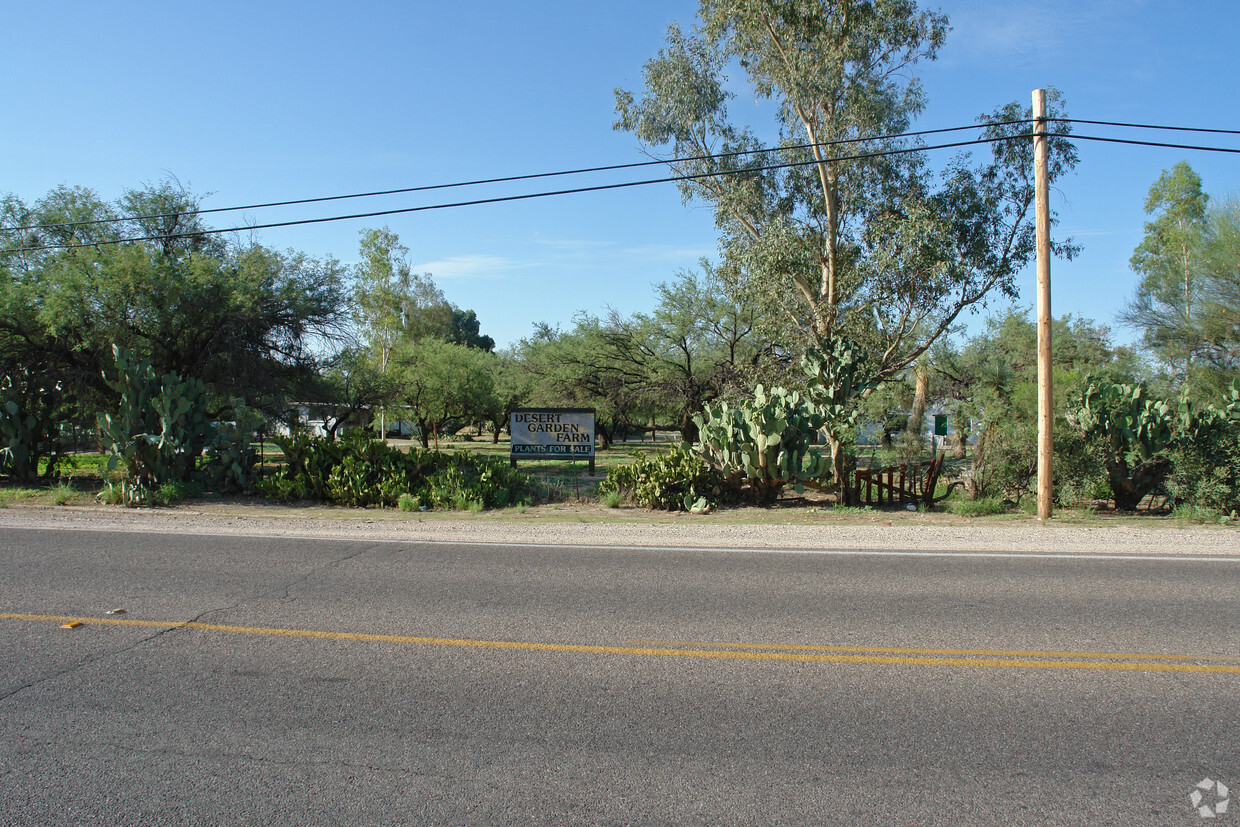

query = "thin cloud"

[
  {"left": 415, "top": 255, "right": 524, "bottom": 280},
  {"left": 940, "top": 0, "right": 1132, "bottom": 66}
]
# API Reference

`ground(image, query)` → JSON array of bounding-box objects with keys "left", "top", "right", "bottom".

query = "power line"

[
  {"left": 7, "top": 128, "right": 1238, "bottom": 255},
  {"left": 3, "top": 120, "right": 1035, "bottom": 235},
  {"left": 6, "top": 133, "right": 1031, "bottom": 253},
  {"left": 1055, "top": 117, "right": 1240, "bottom": 136},
  {"left": 4, "top": 116, "right": 1236, "bottom": 240},
  {"left": 1061, "top": 133, "right": 1240, "bottom": 154}
]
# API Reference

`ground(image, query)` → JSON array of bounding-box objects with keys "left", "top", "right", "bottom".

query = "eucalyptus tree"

[
  {"left": 615, "top": 0, "right": 1078, "bottom": 495},
  {"left": 352, "top": 227, "right": 453, "bottom": 436},
  {"left": 1120, "top": 162, "right": 1211, "bottom": 385},
  {"left": 1199, "top": 200, "right": 1240, "bottom": 381}
]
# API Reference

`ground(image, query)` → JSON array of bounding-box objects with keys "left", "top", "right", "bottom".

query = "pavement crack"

[
  {"left": 180, "top": 542, "right": 387, "bottom": 626},
  {"left": 0, "top": 621, "right": 191, "bottom": 706},
  {"left": 1, "top": 544, "right": 384, "bottom": 707}
]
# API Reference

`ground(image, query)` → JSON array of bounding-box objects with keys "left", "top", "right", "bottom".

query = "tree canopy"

[{"left": 0, "top": 182, "right": 348, "bottom": 417}]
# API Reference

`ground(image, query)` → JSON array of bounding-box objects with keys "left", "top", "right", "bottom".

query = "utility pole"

[{"left": 1033, "top": 89, "right": 1053, "bottom": 520}]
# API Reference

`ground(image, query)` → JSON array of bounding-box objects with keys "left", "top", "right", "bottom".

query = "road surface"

[{"left": 1, "top": 526, "right": 1237, "bottom": 824}]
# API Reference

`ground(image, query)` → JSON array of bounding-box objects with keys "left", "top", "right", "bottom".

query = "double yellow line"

[{"left": 5, "top": 612, "right": 1239, "bottom": 675}]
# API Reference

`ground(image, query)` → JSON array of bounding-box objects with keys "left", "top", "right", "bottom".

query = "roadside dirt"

[{"left": 1, "top": 496, "right": 1237, "bottom": 557}]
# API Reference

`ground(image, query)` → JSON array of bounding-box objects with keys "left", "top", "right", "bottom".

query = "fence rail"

[{"left": 854, "top": 453, "right": 945, "bottom": 506}]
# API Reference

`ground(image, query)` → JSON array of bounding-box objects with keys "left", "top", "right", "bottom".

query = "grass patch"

[
  {"left": 1170, "top": 503, "right": 1227, "bottom": 524},
  {"left": 946, "top": 497, "right": 1008, "bottom": 517},
  {"left": 50, "top": 482, "right": 76, "bottom": 505}
]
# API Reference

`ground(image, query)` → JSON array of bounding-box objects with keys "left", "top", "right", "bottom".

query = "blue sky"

[{"left": 3, "top": 1, "right": 1238, "bottom": 351}]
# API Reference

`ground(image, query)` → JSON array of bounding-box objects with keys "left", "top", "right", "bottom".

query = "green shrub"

[
  {"left": 1165, "top": 384, "right": 1240, "bottom": 513},
  {"left": 155, "top": 480, "right": 203, "bottom": 505},
  {"left": 97, "top": 482, "right": 126, "bottom": 506},
  {"left": 50, "top": 481, "right": 75, "bottom": 505},
  {"left": 600, "top": 445, "right": 724, "bottom": 511},
  {"left": 257, "top": 433, "right": 532, "bottom": 510},
  {"left": 968, "top": 419, "right": 1036, "bottom": 504}
]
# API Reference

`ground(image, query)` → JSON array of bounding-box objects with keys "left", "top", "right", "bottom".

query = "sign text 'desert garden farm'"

[{"left": 510, "top": 408, "right": 595, "bottom": 462}]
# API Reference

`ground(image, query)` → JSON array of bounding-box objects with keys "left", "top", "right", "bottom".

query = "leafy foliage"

[
  {"left": 1165, "top": 383, "right": 1240, "bottom": 513},
  {"left": 0, "top": 183, "right": 348, "bottom": 421},
  {"left": 258, "top": 431, "right": 533, "bottom": 510}
]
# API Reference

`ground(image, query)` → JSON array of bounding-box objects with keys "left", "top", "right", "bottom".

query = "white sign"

[{"left": 510, "top": 409, "right": 595, "bottom": 458}]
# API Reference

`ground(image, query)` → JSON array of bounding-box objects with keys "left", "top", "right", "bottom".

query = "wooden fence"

[{"left": 854, "top": 453, "right": 945, "bottom": 507}]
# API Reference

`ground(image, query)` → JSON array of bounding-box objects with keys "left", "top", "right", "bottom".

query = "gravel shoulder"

[{"left": 1, "top": 499, "right": 1237, "bottom": 556}]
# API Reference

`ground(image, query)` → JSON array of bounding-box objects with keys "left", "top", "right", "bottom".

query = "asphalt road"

[{"left": 1, "top": 526, "right": 1238, "bottom": 825}]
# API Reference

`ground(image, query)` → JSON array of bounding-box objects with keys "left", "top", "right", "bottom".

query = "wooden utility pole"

[{"left": 1033, "top": 89, "right": 1053, "bottom": 520}]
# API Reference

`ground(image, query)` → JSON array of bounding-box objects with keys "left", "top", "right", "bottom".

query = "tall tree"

[
  {"left": 1196, "top": 199, "right": 1240, "bottom": 386},
  {"left": 615, "top": 1, "right": 1078, "bottom": 494},
  {"left": 448, "top": 308, "right": 496, "bottom": 352},
  {"left": 1120, "top": 161, "right": 1210, "bottom": 384},
  {"left": 352, "top": 227, "right": 452, "bottom": 436}
]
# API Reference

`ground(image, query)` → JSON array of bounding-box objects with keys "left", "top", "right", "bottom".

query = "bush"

[
  {"left": 599, "top": 445, "right": 725, "bottom": 511},
  {"left": 967, "top": 419, "right": 1037, "bottom": 504},
  {"left": 257, "top": 432, "right": 533, "bottom": 510},
  {"left": 50, "top": 481, "right": 75, "bottom": 506},
  {"left": 1165, "top": 385, "right": 1240, "bottom": 513}
]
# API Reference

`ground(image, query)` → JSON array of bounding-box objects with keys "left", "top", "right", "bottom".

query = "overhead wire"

[
  {"left": 5, "top": 133, "right": 1034, "bottom": 252},
  {"left": 1, "top": 119, "right": 1036, "bottom": 235},
  {"left": 3, "top": 118, "right": 1237, "bottom": 254},
  {"left": 9, "top": 116, "right": 1237, "bottom": 236},
  {"left": 1050, "top": 117, "right": 1240, "bottom": 136}
]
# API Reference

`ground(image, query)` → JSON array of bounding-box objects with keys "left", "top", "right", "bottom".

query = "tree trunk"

[
  {"left": 830, "top": 438, "right": 855, "bottom": 505},
  {"left": 907, "top": 366, "right": 929, "bottom": 437}
]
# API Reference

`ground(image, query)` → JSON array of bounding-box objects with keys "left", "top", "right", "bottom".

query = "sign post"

[{"left": 509, "top": 408, "right": 596, "bottom": 474}]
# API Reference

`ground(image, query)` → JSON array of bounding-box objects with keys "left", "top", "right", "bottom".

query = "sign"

[{"left": 510, "top": 408, "right": 596, "bottom": 467}]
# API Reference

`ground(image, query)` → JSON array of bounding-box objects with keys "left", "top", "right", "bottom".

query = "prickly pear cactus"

[
  {"left": 202, "top": 398, "right": 261, "bottom": 493},
  {"left": 1, "top": 370, "right": 65, "bottom": 482},
  {"left": 1067, "top": 379, "right": 1175, "bottom": 510},
  {"left": 694, "top": 385, "right": 831, "bottom": 503},
  {"left": 97, "top": 345, "right": 212, "bottom": 505}
]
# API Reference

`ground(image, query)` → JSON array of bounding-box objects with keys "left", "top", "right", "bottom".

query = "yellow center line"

[
  {"left": 625, "top": 638, "right": 1240, "bottom": 663},
  {"left": 4, "top": 613, "right": 1239, "bottom": 675}
]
